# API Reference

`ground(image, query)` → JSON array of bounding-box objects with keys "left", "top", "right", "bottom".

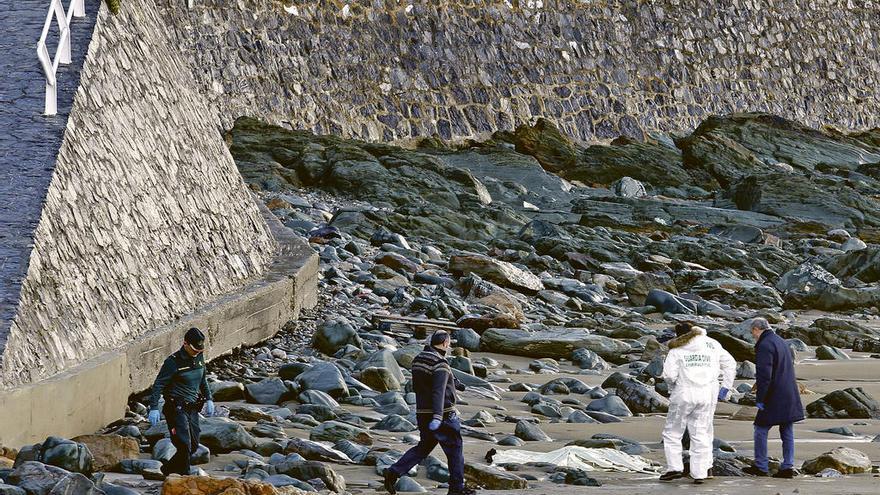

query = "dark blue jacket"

[
  {"left": 411, "top": 345, "right": 457, "bottom": 421},
  {"left": 149, "top": 347, "right": 212, "bottom": 410},
  {"left": 754, "top": 330, "right": 804, "bottom": 426}
]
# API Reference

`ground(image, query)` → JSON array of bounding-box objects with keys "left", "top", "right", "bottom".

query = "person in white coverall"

[{"left": 660, "top": 323, "right": 736, "bottom": 484}]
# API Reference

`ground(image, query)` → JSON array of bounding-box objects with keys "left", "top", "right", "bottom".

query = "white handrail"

[{"left": 36, "top": 0, "right": 85, "bottom": 116}]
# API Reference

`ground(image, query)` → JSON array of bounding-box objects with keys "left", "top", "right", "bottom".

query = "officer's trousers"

[
  {"left": 162, "top": 401, "right": 201, "bottom": 476},
  {"left": 388, "top": 412, "right": 464, "bottom": 492}
]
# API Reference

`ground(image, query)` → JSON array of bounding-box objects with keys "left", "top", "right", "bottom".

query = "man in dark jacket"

[
  {"left": 148, "top": 327, "right": 215, "bottom": 476},
  {"left": 383, "top": 331, "right": 474, "bottom": 495},
  {"left": 745, "top": 318, "right": 804, "bottom": 478}
]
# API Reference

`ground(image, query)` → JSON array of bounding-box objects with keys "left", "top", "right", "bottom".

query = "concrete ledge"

[{"left": 0, "top": 200, "right": 318, "bottom": 448}]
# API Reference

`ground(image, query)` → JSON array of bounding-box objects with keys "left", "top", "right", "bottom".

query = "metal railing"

[{"left": 36, "top": 0, "right": 85, "bottom": 116}]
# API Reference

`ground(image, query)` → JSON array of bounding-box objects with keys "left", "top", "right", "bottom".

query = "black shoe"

[
  {"left": 693, "top": 478, "right": 705, "bottom": 485},
  {"left": 383, "top": 468, "right": 398, "bottom": 495},
  {"left": 772, "top": 468, "right": 795, "bottom": 479},
  {"left": 706, "top": 467, "right": 714, "bottom": 479},
  {"left": 659, "top": 471, "right": 684, "bottom": 481},
  {"left": 743, "top": 466, "right": 770, "bottom": 477},
  {"left": 449, "top": 488, "right": 477, "bottom": 495}
]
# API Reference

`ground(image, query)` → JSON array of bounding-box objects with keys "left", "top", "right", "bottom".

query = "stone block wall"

[
  {"left": 157, "top": 0, "right": 880, "bottom": 143},
  {"left": 0, "top": 2, "right": 277, "bottom": 388}
]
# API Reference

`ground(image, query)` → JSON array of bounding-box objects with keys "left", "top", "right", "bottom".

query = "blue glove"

[
  {"left": 428, "top": 419, "right": 441, "bottom": 431},
  {"left": 148, "top": 409, "right": 160, "bottom": 426},
  {"left": 205, "top": 400, "right": 215, "bottom": 416},
  {"left": 756, "top": 402, "right": 765, "bottom": 411},
  {"left": 718, "top": 387, "right": 729, "bottom": 401}
]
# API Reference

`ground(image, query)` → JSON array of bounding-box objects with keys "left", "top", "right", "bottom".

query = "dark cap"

[
  {"left": 184, "top": 327, "right": 206, "bottom": 350},
  {"left": 430, "top": 330, "right": 450, "bottom": 347}
]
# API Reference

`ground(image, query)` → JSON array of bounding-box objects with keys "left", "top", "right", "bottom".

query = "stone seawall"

[
  {"left": 0, "top": 1, "right": 320, "bottom": 446},
  {"left": 158, "top": 0, "right": 880, "bottom": 143},
  {"left": 0, "top": 1, "right": 278, "bottom": 389}
]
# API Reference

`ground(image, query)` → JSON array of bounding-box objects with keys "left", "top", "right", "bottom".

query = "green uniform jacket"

[{"left": 148, "top": 347, "right": 212, "bottom": 410}]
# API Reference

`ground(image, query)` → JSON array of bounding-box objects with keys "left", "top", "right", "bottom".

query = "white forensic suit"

[{"left": 661, "top": 326, "right": 736, "bottom": 479}]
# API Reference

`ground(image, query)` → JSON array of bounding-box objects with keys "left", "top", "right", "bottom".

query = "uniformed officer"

[{"left": 148, "top": 327, "right": 215, "bottom": 476}]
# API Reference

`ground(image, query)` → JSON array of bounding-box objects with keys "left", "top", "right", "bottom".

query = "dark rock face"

[
  {"left": 806, "top": 388, "right": 880, "bottom": 419},
  {"left": 614, "top": 379, "right": 669, "bottom": 414}
]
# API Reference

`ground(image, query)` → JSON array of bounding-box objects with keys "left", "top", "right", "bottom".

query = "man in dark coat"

[
  {"left": 148, "top": 327, "right": 215, "bottom": 476},
  {"left": 383, "top": 331, "right": 474, "bottom": 495},
  {"left": 745, "top": 318, "right": 804, "bottom": 478}
]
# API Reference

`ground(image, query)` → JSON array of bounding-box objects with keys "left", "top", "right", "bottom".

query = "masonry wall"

[
  {"left": 156, "top": 0, "right": 880, "bottom": 143},
  {"left": 0, "top": 1, "right": 277, "bottom": 388}
]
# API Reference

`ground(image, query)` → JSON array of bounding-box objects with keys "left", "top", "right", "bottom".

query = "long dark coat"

[{"left": 754, "top": 330, "right": 805, "bottom": 427}]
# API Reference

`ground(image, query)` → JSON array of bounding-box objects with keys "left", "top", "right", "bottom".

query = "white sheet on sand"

[{"left": 492, "top": 446, "right": 659, "bottom": 473}]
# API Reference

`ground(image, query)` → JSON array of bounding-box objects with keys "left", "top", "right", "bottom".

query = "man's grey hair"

[{"left": 751, "top": 317, "right": 771, "bottom": 332}]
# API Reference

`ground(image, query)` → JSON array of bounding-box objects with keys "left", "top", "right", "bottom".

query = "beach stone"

[
  {"left": 449, "top": 254, "right": 544, "bottom": 293},
  {"left": 736, "top": 361, "right": 756, "bottom": 379},
  {"left": 359, "top": 367, "right": 401, "bottom": 392},
  {"left": 161, "top": 475, "right": 307, "bottom": 494},
  {"left": 586, "top": 395, "right": 633, "bottom": 417},
  {"left": 611, "top": 177, "right": 647, "bottom": 198},
  {"left": 252, "top": 421, "right": 287, "bottom": 440},
  {"left": 45, "top": 472, "right": 102, "bottom": 494},
  {"left": 246, "top": 378, "right": 292, "bottom": 405},
  {"left": 841, "top": 238, "right": 867, "bottom": 252},
  {"left": 228, "top": 405, "right": 278, "bottom": 423},
  {"left": 373, "top": 415, "right": 417, "bottom": 432},
  {"left": 310, "top": 421, "right": 373, "bottom": 445},
  {"left": 497, "top": 436, "right": 525, "bottom": 446},
  {"left": 70, "top": 435, "right": 138, "bottom": 472},
  {"left": 115, "top": 459, "right": 162, "bottom": 475},
  {"left": 190, "top": 444, "right": 210, "bottom": 465},
  {"left": 0, "top": 485, "right": 25, "bottom": 495},
  {"left": 818, "top": 426, "right": 857, "bottom": 437},
  {"left": 261, "top": 475, "right": 315, "bottom": 491},
  {"left": 152, "top": 438, "right": 176, "bottom": 462},
  {"left": 199, "top": 417, "right": 258, "bottom": 453},
  {"left": 802, "top": 447, "right": 872, "bottom": 474},
  {"left": 531, "top": 402, "right": 562, "bottom": 418},
  {"left": 8, "top": 461, "right": 71, "bottom": 494},
  {"left": 209, "top": 380, "right": 246, "bottom": 401},
  {"left": 274, "top": 460, "right": 346, "bottom": 492},
  {"left": 294, "top": 362, "right": 349, "bottom": 398},
  {"left": 285, "top": 439, "right": 351, "bottom": 464},
  {"left": 514, "top": 420, "right": 551, "bottom": 441},
  {"left": 571, "top": 348, "right": 611, "bottom": 370},
  {"left": 278, "top": 363, "right": 313, "bottom": 381},
  {"left": 313, "top": 318, "right": 362, "bottom": 355},
  {"left": 448, "top": 356, "right": 474, "bottom": 375},
  {"left": 815, "top": 468, "right": 843, "bottom": 478},
  {"left": 425, "top": 456, "right": 449, "bottom": 482},
  {"left": 806, "top": 387, "right": 880, "bottom": 419},
  {"left": 464, "top": 462, "right": 528, "bottom": 489},
  {"left": 566, "top": 410, "right": 599, "bottom": 423},
  {"left": 626, "top": 273, "right": 677, "bottom": 306},
  {"left": 298, "top": 390, "right": 340, "bottom": 408},
  {"left": 615, "top": 378, "right": 669, "bottom": 413},
  {"left": 392, "top": 476, "right": 425, "bottom": 493},
  {"left": 26, "top": 437, "right": 94, "bottom": 476},
  {"left": 332, "top": 441, "right": 368, "bottom": 464},
  {"left": 452, "top": 328, "right": 481, "bottom": 351},
  {"left": 357, "top": 350, "right": 406, "bottom": 383},
  {"left": 815, "top": 345, "right": 849, "bottom": 360},
  {"left": 481, "top": 327, "right": 629, "bottom": 362},
  {"left": 584, "top": 411, "right": 622, "bottom": 423}
]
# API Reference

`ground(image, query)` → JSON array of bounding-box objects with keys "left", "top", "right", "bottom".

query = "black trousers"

[
  {"left": 161, "top": 401, "right": 200, "bottom": 475},
  {"left": 388, "top": 412, "right": 464, "bottom": 492}
]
